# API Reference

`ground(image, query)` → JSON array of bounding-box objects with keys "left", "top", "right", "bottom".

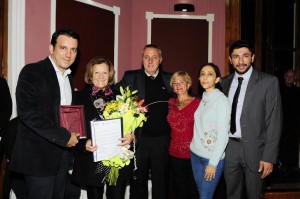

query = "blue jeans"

[{"left": 191, "top": 152, "right": 224, "bottom": 199}]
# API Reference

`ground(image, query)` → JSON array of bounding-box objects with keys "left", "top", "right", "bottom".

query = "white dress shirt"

[
  {"left": 49, "top": 56, "right": 72, "bottom": 105},
  {"left": 228, "top": 66, "right": 253, "bottom": 138}
]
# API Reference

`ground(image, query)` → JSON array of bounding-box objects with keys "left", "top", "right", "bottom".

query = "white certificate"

[{"left": 90, "top": 118, "right": 123, "bottom": 162}]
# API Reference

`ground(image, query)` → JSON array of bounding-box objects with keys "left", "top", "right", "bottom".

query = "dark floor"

[
  {"left": 266, "top": 166, "right": 300, "bottom": 191},
  {"left": 211, "top": 166, "right": 300, "bottom": 199}
]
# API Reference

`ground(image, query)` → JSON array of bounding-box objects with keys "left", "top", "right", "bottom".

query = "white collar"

[
  {"left": 144, "top": 69, "right": 159, "bottom": 78},
  {"left": 49, "top": 55, "right": 71, "bottom": 77}
]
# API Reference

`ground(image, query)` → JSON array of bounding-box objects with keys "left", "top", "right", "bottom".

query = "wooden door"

[{"left": 152, "top": 18, "right": 209, "bottom": 95}]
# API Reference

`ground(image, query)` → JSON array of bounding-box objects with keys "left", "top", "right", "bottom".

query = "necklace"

[
  {"left": 176, "top": 96, "right": 192, "bottom": 110},
  {"left": 176, "top": 101, "right": 183, "bottom": 110}
]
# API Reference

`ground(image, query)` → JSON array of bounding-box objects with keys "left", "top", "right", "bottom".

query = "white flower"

[
  {"left": 119, "top": 145, "right": 134, "bottom": 161},
  {"left": 119, "top": 103, "right": 129, "bottom": 114}
]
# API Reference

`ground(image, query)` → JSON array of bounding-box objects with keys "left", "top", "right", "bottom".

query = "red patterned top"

[{"left": 167, "top": 97, "right": 201, "bottom": 158}]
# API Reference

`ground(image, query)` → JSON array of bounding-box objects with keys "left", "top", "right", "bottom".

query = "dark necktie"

[
  {"left": 230, "top": 77, "right": 244, "bottom": 134},
  {"left": 150, "top": 76, "right": 155, "bottom": 80}
]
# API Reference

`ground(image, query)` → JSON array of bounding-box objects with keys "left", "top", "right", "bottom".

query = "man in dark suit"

[
  {"left": 9, "top": 29, "right": 80, "bottom": 199},
  {"left": 279, "top": 69, "right": 300, "bottom": 173},
  {"left": 2, "top": 117, "right": 28, "bottom": 199},
  {"left": 0, "top": 77, "right": 12, "bottom": 197},
  {"left": 222, "top": 40, "right": 282, "bottom": 199},
  {"left": 0, "top": 76, "right": 12, "bottom": 163},
  {"left": 116, "top": 44, "right": 172, "bottom": 199}
]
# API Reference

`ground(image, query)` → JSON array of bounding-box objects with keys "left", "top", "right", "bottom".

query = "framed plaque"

[{"left": 59, "top": 105, "right": 86, "bottom": 138}]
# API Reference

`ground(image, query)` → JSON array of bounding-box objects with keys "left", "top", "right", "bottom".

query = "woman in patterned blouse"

[
  {"left": 190, "top": 63, "right": 231, "bottom": 199},
  {"left": 167, "top": 71, "right": 200, "bottom": 199},
  {"left": 71, "top": 56, "right": 134, "bottom": 199}
]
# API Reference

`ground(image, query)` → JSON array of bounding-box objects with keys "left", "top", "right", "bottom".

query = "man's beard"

[{"left": 235, "top": 64, "right": 251, "bottom": 74}]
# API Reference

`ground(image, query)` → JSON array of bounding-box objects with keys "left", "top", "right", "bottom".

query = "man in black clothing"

[
  {"left": 0, "top": 76, "right": 13, "bottom": 199},
  {"left": 279, "top": 69, "right": 300, "bottom": 171},
  {"left": 116, "top": 44, "right": 172, "bottom": 199},
  {"left": 9, "top": 29, "right": 80, "bottom": 199},
  {"left": 2, "top": 117, "right": 28, "bottom": 199},
  {"left": 0, "top": 77, "right": 12, "bottom": 162}
]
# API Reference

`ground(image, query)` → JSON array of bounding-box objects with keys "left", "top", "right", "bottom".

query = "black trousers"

[
  {"left": 279, "top": 126, "right": 300, "bottom": 168},
  {"left": 85, "top": 181, "right": 130, "bottom": 199},
  {"left": 3, "top": 167, "right": 27, "bottom": 199},
  {"left": 86, "top": 186, "right": 104, "bottom": 199},
  {"left": 130, "top": 136, "right": 170, "bottom": 199},
  {"left": 64, "top": 172, "right": 81, "bottom": 199},
  {"left": 169, "top": 155, "right": 199, "bottom": 199},
  {"left": 106, "top": 179, "right": 129, "bottom": 199},
  {"left": 24, "top": 150, "right": 69, "bottom": 199}
]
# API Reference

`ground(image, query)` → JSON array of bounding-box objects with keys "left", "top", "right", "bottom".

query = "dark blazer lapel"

[
  {"left": 222, "top": 75, "right": 234, "bottom": 96},
  {"left": 161, "top": 72, "right": 172, "bottom": 94},
  {"left": 45, "top": 58, "right": 61, "bottom": 105},
  {"left": 137, "top": 70, "right": 146, "bottom": 99},
  {"left": 241, "top": 70, "right": 259, "bottom": 113}
]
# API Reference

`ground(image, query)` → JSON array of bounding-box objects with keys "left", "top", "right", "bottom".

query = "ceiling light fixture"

[{"left": 174, "top": 4, "right": 195, "bottom": 12}]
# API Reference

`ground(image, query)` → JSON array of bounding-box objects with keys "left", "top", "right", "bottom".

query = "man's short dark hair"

[
  {"left": 142, "top": 44, "right": 162, "bottom": 57},
  {"left": 50, "top": 29, "right": 80, "bottom": 47},
  {"left": 229, "top": 40, "right": 255, "bottom": 56}
]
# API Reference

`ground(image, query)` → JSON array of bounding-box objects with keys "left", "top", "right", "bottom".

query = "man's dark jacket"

[{"left": 9, "top": 57, "right": 74, "bottom": 176}]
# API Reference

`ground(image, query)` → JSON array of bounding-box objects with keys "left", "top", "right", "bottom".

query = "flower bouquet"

[{"left": 102, "top": 86, "right": 147, "bottom": 185}]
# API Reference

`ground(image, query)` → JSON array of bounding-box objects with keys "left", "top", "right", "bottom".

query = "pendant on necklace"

[{"left": 177, "top": 102, "right": 182, "bottom": 110}]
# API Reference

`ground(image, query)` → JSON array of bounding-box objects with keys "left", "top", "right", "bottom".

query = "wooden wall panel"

[
  {"left": 225, "top": 0, "right": 241, "bottom": 75},
  {"left": 262, "top": 191, "right": 300, "bottom": 199},
  {"left": 0, "top": 0, "right": 8, "bottom": 79},
  {"left": 296, "top": 0, "right": 300, "bottom": 86}
]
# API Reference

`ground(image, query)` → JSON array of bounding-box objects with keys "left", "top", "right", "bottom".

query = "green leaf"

[
  {"left": 120, "top": 86, "right": 124, "bottom": 95},
  {"left": 132, "top": 90, "right": 138, "bottom": 95}
]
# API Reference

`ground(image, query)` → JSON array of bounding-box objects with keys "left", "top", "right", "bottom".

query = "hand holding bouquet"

[{"left": 102, "top": 86, "right": 147, "bottom": 185}]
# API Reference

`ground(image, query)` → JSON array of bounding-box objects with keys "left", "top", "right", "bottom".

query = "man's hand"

[
  {"left": 258, "top": 161, "right": 273, "bottom": 179},
  {"left": 66, "top": 132, "right": 79, "bottom": 147}
]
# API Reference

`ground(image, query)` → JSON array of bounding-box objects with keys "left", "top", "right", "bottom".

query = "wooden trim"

[
  {"left": 0, "top": 0, "right": 3, "bottom": 77},
  {"left": 262, "top": 191, "right": 300, "bottom": 199},
  {"left": 0, "top": 0, "right": 8, "bottom": 78},
  {"left": 3, "top": 0, "right": 7, "bottom": 78},
  {"left": 295, "top": 0, "right": 300, "bottom": 86},
  {"left": 225, "top": 0, "right": 241, "bottom": 75},
  {"left": 254, "top": 0, "right": 263, "bottom": 71}
]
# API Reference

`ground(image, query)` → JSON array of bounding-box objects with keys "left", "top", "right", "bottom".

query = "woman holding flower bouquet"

[
  {"left": 71, "top": 56, "right": 134, "bottom": 199},
  {"left": 190, "top": 63, "right": 231, "bottom": 199},
  {"left": 167, "top": 71, "right": 200, "bottom": 199}
]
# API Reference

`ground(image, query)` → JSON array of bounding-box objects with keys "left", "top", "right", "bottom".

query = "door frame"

[
  {"left": 146, "top": 12, "right": 214, "bottom": 62},
  {"left": 51, "top": 0, "right": 120, "bottom": 79}
]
